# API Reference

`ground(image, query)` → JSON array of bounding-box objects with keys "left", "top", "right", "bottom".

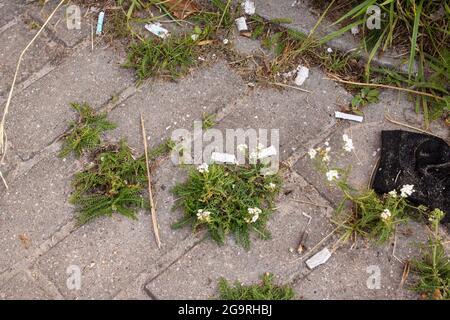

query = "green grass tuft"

[
  {"left": 70, "top": 140, "right": 147, "bottom": 225},
  {"left": 60, "top": 103, "right": 117, "bottom": 158},
  {"left": 217, "top": 273, "right": 295, "bottom": 300},
  {"left": 172, "top": 162, "right": 282, "bottom": 249},
  {"left": 123, "top": 34, "right": 199, "bottom": 81}
]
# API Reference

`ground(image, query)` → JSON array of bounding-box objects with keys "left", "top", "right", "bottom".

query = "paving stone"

[
  {"left": 27, "top": 0, "right": 91, "bottom": 48},
  {"left": 0, "top": 1, "right": 25, "bottom": 28},
  {"left": 33, "top": 160, "right": 199, "bottom": 299},
  {"left": 5, "top": 45, "right": 135, "bottom": 160},
  {"left": 293, "top": 90, "right": 449, "bottom": 205},
  {"left": 0, "top": 270, "right": 57, "bottom": 300},
  {"left": 293, "top": 221, "right": 428, "bottom": 300},
  {"left": 106, "top": 61, "right": 247, "bottom": 153},
  {"left": 214, "top": 67, "right": 351, "bottom": 160},
  {"left": 0, "top": 17, "right": 65, "bottom": 97},
  {"left": 0, "top": 149, "right": 77, "bottom": 273},
  {"left": 144, "top": 171, "right": 334, "bottom": 299}
]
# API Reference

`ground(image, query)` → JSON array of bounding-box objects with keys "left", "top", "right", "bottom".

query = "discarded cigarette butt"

[
  {"left": 235, "top": 17, "right": 248, "bottom": 32},
  {"left": 294, "top": 66, "right": 309, "bottom": 86},
  {"left": 96, "top": 11, "right": 104, "bottom": 35},
  {"left": 335, "top": 111, "right": 363, "bottom": 123},
  {"left": 297, "top": 230, "right": 308, "bottom": 254},
  {"left": 211, "top": 152, "right": 236, "bottom": 164},
  {"left": 305, "top": 247, "right": 331, "bottom": 269},
  {"left": 258, "top": 145, "right": 277, "bottom": 159},
  {"left": 242, "top": 0, "right": 256, "bottom": 15},
  {"left": 145, "top": 22, "right": 169, "bottom": 39}
]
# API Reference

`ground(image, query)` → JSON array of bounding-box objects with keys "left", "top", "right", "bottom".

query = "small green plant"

[
  {"left": 60, "top": 103, "right": 117, "bottom": 158},
  {"left": 70, "top": 140, "right": 147, "bottom": 225},
  {"left": 216, "top": 273, "right": 295, "bottom": 300},
  {"left": 201, "top": 112, "right": 216, "bottom": 130},
  {"left": 412, "top": 208, "right": 450, "bottom": 300},
  {"left": 124, "top": 34, "right": 200, "bottom": 81},
  {"left": 351, "top": 88, "right": 380, "bottom": 111},
  {"left": 308, "top": 135, "right": 422, "bottom": 243},
  {"left": 172, "top": 156, "right": 282, "bottom": 249},
  {"left": 320, "top": 0, "right": 449, "bottom": 126}
]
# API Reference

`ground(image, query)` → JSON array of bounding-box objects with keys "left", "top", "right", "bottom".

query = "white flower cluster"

[
  {"left": 388, "top": 190, "right": 397, "bottom": 198},
  {"left": 308, "top": 141, "right": 331, "bottom": 163},
  {"left": 326, "top": 169, "right": 339, "bottom": 181},
  {"left": 197, "top": 163, "right": 209, "bottom": 173},
  {"left": 245, "top": 207, "right": 261, "bottom": 223},
  {"left": 266, "top": 182, "right": 277, "bottom": 191},
  {"left": 196, "top": 209, "right": 212, "bottom": 222},
  {"left": 387, "top": 185, "right": 414, "bottom": 199},
  {"left": 342, "top": 134, "right": 354, "bottom": 152},
  {"left": 237, "top": 144, "right": 248, "bottom": 153},
  {"left": 400, "top": 184, "right": 414, "bottom": 198},
  {"left": 381, "top": 208, "right": 391, "bottom": 221},
  {"left": 249, "top": 143, "right": 265, "bottom": 161}
]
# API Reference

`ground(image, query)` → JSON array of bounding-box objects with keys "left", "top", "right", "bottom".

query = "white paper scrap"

[
  {"left": 306, "top": 247, "right": 332, "bottom": 270},
  {"left": 235, "top": 17, "right": 248, "bottom": 32},
  {"left": 258, "top": 145, "right": 277, "bottom": 159},
  {"left": 242, "top": 0, "right": 256, "bottom": 15},
  {"left": 294, "top": 66, "right": 309, "bottom": 86},
  {"left": 211, "top": 152, "right": 237, "bottom": 163},
  {"left": 335, "top": 111, "right": 364, "bottom": 123},
  {"left": 144, "top": 23, "right": 169, "bottom": 39}
]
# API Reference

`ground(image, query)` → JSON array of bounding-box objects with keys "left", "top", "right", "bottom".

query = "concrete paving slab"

[
  {"left": 5, "top": 44, "right": 135, "bottom": 160},
  {"left": 0, "top": 1, "right": 25, "bottom": 28},
  {"left": 27, "top": 0, "right": 92, "bottom": 48},
  {"left": 293, "top": 221, "right": 428, "bottom": 300},
  {"left": 33, "top": 159, "right": 200, "bottom": 299},
  {"left": 144, "top": 171, "right": 334, "bottom": 299},
  {"left": 0, "top": 149, "right": 77, "bottom": 273},
  {"left": 106, "top": 61, "right": 247, "bottom": 153},
  {"left": 215, "top": 67, "right": 352, "bottom": 160},
  {"left": 0, "top": 270, "right": 58, "bottom": 300},
  {"left": 0, "top": 18, "right": 65, "bottom": 97}
]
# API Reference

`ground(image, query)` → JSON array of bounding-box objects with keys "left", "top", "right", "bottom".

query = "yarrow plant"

[
  {"left": 308, "top": 137, "right": 424, "bottom": 243},
  {"left": 412, "top": 208, "right": 450, "bottom": 300},
  {"left": 216, "top": 273, "right": 295, "bottom": 300},
  {"left": 172, "top": 145, "right": 282, "bottom": 249}
]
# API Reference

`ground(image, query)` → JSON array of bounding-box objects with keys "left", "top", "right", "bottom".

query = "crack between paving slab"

[{"left": 141, "top": 236, "right": 206, "bottom": 300}]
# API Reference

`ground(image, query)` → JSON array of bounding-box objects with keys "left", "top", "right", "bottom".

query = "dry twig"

[{"left": 140, "top": 114, "right": 161, "bottom": 248}]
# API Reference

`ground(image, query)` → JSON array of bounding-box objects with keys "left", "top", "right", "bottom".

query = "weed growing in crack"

[
  {"left": 59, "top": 103, "right": 117, "bottom": 158},
  {"left": 70, "top": 140, "right": 147, "bottom": 225},
  {"left": 201, "top": 112, "right": 216, "bottom": 130},
  {"left": 319, "top": 0, "right": 450, "bottom": 126},
  {"left": 123, "top": 34, "right": 200, "bottom": 81},
  {"left": 216, "top": 273, "right": 295, "bottom": 300},
  {"left": 351, "top": 88, "right": 380, "bottom": 114},
  {"left": 309, "top": 136, "right": 425, "bottom": 243},
  {"left": 171, "top": 159, "right": 281, "bottom": 249},
  {"left": 412, "top": 208, "right": 450, "bottom": 300}
]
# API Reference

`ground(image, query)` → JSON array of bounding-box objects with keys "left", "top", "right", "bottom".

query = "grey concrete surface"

[{"left": 0, "top": 0, "right": 447, "bottom": 300}]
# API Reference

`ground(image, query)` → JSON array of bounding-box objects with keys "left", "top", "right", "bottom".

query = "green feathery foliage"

[
  {"left": 123, "top": 34, "right": 200, "bottom": 81},
  {"left": 60, "top": 102, "right": 116, "bottom": 158},
  {"left": 217, "top": 273, "right": 295, "bottom": 300},
  {"left": 412, "top": 209, "right": 450, "bottom": 300},
  {"left": 309, "top": 140, "right": 422, "bottom": 244},
  {"left": 70, "top": 140, "right": 147, "bottom": 225},
  {"left": 172, "top": 160, "right": 282, "bottom": 249}
]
